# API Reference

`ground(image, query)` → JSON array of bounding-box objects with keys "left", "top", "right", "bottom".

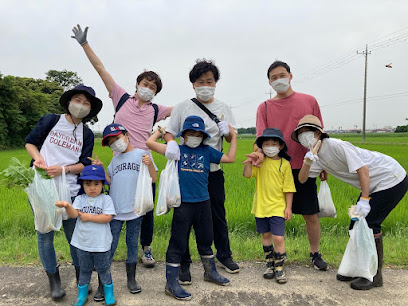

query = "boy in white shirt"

[
  {"left": 89, "top": 123, "right": 157, "bottom": 300},
  {"left": 55, "top": 165, "right": 116, "bottom": 306}
]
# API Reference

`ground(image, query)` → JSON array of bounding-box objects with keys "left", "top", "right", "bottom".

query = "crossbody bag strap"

[{"left": 191, "top": 98, "right": 220, "bottom": 124}]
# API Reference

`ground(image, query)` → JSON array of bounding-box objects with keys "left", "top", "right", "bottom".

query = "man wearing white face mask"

[
  {"left": 252, "top": 60, "right": 328, "bottom": 271},
  {"left": 164, "top": 59, "right": 238, "bottom": 283},
  {"left": 72, "top": 24, "right": 172, "bottom": 299}
]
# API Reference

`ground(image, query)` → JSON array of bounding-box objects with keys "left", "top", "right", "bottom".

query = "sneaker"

[
  {"left": 140, "top": 246, "right": 156, "bottom": 268},
  {"left": 179, "top": 263, "right": 192, "bottom": 285},
  {"left": 217, "top": 257, "right": 240, "bottom": 274},
  {"left": 310, "top": 252, "right": 328, "bottom": 271},
  {"left": 263, "top": 262, "right": 275, "bottom": 279}
]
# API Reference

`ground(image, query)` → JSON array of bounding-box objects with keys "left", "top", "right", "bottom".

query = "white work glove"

[
  {"left": 355, "top": 197, "right": 371, "bottom": 218},
  {"left": 165, "top": 140, "right": 180, "bottom": 161},
  {"left": 217, "top": 121, "right": 230, "bottom": 136},
  {"left": 303, "top": 140, "right": 321, "bottom": 166}
]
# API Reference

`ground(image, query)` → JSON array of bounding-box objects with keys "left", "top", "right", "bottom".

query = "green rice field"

[{"left": 1, "top": 133, "right": 407, "bottom": 267}]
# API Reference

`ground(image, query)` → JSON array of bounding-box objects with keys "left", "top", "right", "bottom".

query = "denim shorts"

[{"left": 255, "top": 216, "right": 285, "bottom": 236}]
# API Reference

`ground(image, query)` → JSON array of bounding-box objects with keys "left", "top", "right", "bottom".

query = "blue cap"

[
  {"left": 176, "top": 115, "right": 211, "bottom": 138},
  {"left": 77, "top": 165, "right": 109, "bottom": 185},
  {"left": 102, "top": 123, "right": 128, "bottom": 146}
]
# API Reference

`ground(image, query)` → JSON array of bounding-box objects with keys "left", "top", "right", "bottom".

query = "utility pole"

[
  {"left": 357, "top": 44, "right": 371, "bottom": 142},
  {"left": 265, "top": 88, "right": 273, "bottom": 99}
]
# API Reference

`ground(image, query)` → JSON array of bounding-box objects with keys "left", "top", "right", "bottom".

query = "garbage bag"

[
  {"left": 338, "top": 218, "right": 378, "bottom": 282},
  {"left": 318, "top": 181, "right": 337, "bottom": 218},
  {"left": 25, "top": 168, "right": 63, "bottom": 233},
  {"left": 166, "top": 160, "right": 181, "bottom": 208},
  {"left": 53, "top": 166, "right": 71, "bottom": 220},
  {"left": 134, "top": 163, "right": 154, "bottom": 215}
]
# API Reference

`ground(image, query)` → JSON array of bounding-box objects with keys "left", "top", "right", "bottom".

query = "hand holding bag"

[
  {"left": 25, "top": 168, "right": 63, "bottom": 233},
  {"left": 337, "top": 218, "right": 378, "bottom": 281},
  {"left": 134, "top": 163, "right": 154, "bottom": 215},
  {"left": 318, "top": 181, "right": 337, "bottom": 218}
]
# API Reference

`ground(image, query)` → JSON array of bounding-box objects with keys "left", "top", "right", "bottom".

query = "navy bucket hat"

[
  {"left": 176, "top": 115, "right": 211, "bottom": 139},
  {"left": 77, "top": 165, "right": 109, "bottom": 185},
  {"left": 256, "top": 128, "right": 291, "bottom": 161},
  {"left": 60, "top": 84, "right": 103, "bottom": 119}
]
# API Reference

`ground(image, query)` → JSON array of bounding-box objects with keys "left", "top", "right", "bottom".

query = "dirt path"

[{"left": 1, "top": 262, "right": 407, "bottom": 305}]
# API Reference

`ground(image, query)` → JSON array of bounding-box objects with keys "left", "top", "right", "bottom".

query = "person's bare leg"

[{"left": 303, "top": 214, "right": 320, "bottom": 253}]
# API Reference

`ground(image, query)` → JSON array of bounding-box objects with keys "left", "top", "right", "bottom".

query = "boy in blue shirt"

[
  {"left": 89, "top": 123, "right": 157, "bottom": 300},
  {"left": 55, "top": 165, "right": 116, "bottom": 306},
  {"left": 147, "top": 115, "right": 237, "bottom": 300}
]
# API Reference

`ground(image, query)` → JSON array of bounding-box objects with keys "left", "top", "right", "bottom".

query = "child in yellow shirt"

[{"left": 243, "top": 128, "right": 295, "bottom": 283}]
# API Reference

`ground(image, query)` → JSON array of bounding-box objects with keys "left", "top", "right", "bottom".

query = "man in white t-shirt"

[
  {"left": 164, "top": 59, "right": 239, "bottom": 284},
  {"left": 293, "top": 115, "right": 408, "bottom": 291}
]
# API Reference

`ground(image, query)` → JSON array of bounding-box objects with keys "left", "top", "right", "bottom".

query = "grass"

[{"left": 1, "top": 132, "right": 407, "bottom": 268}]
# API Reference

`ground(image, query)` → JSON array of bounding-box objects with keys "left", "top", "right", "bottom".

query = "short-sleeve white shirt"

[
  {"left": 309, "top": 138, "right": 406, "bottom": 194},
  {"left": 166, "top": 98, "right": 236, "bottom": 172}
]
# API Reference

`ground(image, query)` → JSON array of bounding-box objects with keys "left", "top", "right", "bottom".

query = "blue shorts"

[{"left": 255, "top": 216, "right": 285, "bottom": 236}]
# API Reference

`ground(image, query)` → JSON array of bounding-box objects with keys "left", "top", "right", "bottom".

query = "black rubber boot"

[
  {"left": 263, "top": 245, "right": 275, "bottom": 279},
  {"left": 201, "top": 255, "right": 230, "bottom": 286},
  {"left": 165, "top": 263, "right": 192, "bottom": 300},
  {"left": 46, "top": 266, "right": 66, "bottom": 301},
  {"left": 75, "top": 266, "right": 92, "bottom": 293},
  {"left": 126, "top": 263, "right": 141, "bottom": 294},
  {"left": 179, "top": 262, "right": 192, "bottom": 285},
  {"left": 93, "top": 274, "right": 104, "bottom": 302},
  {"left": 273, "top": 252, "right": 287, "bottom": 284},
  {"left": 351, "top": 235, "right": 383, "bottom": 290}
]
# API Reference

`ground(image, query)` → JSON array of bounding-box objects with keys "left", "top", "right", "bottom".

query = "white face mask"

[
  {"left": 137, "top": 86, "right": 155, "bottom": 101},
  {"left": 270, "top": 78, "right": 290, "bottom": 94},
  {"left": 298, "top": 131, "right": 318, "bottom": 148},
  {"left": 195, "top": 86, "right": 215, "bottom": 102},
  {"left": 185, "top": 136, "right": 203, "bottom": 148},
  {"left": 110, "top": 137, "right": 128, "bottom": 153},
  {"left": 263, "top": 146, "right": 280, "bottom": 157},
  {"left": 68, "top": 101, "right": 91, "bottom": 119}
]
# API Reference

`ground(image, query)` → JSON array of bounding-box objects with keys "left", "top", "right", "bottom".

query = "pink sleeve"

[
  {"left": 109, "top": 83, "right": 127, "bottom": 109},
  {"left": 312, "top": 99, "right": 324, "bottom": 128},
  {"left": 156, "top": 104, "right": 171, "bottom": 121},
  {"left": 256, "top": 102, "right": 267, "bottom": 137}
]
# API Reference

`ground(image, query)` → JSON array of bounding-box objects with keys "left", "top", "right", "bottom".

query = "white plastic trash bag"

[
  {"left": 338, "top": 218, "right": 378, "bottom": 282},
  {"left": 134, "top": 163, "right": 154, "bottom": 215},
  {"left": 25, "top": 168, "right": 63, "bottom": 233},
  {"left": 318, "top": 181, "right": 337, "bottom": 218},
  {"left": 156, "top": 161, "right": 170, "bottom": 216},
  {"left": 53, "top": 166, "right": 71, "bottom": 220},
  {"left": 166, "top": 160, "right": 181, "bottom": 208}
]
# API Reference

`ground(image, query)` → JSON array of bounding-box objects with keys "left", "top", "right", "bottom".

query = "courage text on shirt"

[
  {"left": 81, "top": 206, "right": 103, "bottom": 214},
  {"left": 112, "top": 162, "right": 140, "bottom": 176}
]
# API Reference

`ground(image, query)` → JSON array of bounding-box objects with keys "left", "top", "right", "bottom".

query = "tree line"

[{"left": 0, "top": 70, "right": 98, "bottom": 150}]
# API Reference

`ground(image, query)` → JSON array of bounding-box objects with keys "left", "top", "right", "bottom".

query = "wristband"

[
  {"left": 67, "top": 166, "right": 71, "bottom": 174},
  {"left": 360, "top": 196, "right": 370, "bottom": 201}
]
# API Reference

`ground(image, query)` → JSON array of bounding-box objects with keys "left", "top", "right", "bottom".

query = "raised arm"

[
  {"left": 220, "top": 126, "right": 237, "bottom": 163},
  {"left": 146, "top": 129, "right": 167, "bottom": 155},
  {"left": 71, "top": 24, "right": 116, "bottom": 94}
]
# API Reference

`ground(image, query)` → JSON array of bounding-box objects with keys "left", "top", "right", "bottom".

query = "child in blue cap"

[
  {"left": 55, "top": 164, "right": 116, "bottom": 306},
  {"left": 146, "top": 115, "right": 237, "bottom": 301},
  {"left": 88, "top": 123, "right": 157, "bottom": 300},
  {"left": 243, "top": 128, "right": 296, "bottom": 284}
]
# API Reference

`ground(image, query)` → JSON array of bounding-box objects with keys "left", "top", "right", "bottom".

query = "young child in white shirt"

[{"left": 55, "top": 165, "right": 116, "bottom": 306}]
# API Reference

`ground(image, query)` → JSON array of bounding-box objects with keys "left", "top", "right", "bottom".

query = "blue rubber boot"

[
  {"left": 165, "top": 263, "right": 192, "bottom": 301},
  {"left": 103, "top": 283, "right": 116, "bottom": 306},
  {"left": 73, "top": 284, "right": 88, "bottom": 306},
  {"left": 201, "top": 255, "right": 230, "bottom": 286}
]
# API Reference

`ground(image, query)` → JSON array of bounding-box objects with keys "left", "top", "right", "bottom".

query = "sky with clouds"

[{"left": 1, "top": 0, "right": 407, "bottom": 131}]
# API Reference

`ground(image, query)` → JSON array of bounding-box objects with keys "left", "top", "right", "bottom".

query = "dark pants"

[
  {"left": 140, "top": 183, "right": 156, "bottom": 248},
  {"left": 77, "top": 249, "right": 112, "bottom": 286},
  {"left": 350, "top": 175, "right": 408, "bottom": 234},
  {"left": 181, "top": 170, "right": 232, "bottom": 264},
  {"left": 166, "top": 200, "right": 214, "bottom": 263}
]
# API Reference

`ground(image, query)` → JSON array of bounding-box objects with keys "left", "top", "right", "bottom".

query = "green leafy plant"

[{"left": 0, "top": 157, "right": 51, "bottom": 189}]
